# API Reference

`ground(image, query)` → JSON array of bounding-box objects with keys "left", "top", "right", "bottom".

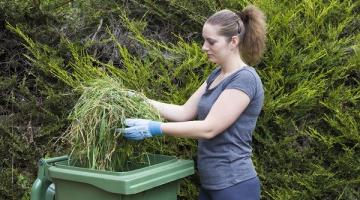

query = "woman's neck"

[{"left": 219, "top": 55, "right": 247, "bottom": 75}]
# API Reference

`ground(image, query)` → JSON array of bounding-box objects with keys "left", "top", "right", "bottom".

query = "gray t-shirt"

[{"left": 197, "top": 66, "right": 264, "bottom": 190}]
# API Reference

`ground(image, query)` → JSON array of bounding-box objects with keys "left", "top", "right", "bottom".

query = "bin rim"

[{"left": 53, "top": 153, "right": 178, "bottom": 174}]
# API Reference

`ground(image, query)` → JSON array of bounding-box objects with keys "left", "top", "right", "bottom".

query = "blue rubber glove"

[{"left": 120, "top": 118, "right": 163, "bottom": 140}]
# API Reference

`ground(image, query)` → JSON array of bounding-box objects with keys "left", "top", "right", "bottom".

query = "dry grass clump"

[{"left": 65, "top": 76, "right": 162, "bottom": 171}]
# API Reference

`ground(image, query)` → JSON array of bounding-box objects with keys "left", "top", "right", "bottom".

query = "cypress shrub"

[
  {"left": 253, "top": 0, "right": 359, "bottom": 199},
  {"left": 8, "top": 12, "right": 213, "bottom": 198},
  {"left": 1, "top": 0, "right": 359, "bottom": 199}
]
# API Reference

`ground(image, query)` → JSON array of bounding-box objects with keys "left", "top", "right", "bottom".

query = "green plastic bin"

[{"left": 31, "top": 154, "right": 194, "bottom": 200}]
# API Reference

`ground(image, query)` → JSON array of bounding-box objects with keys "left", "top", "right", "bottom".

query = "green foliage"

[
  {"left": 65, "top": 77, "right": 162, "bottom": 171},
  {"left": 253, "top": 0, "right": 360, "bottom": 199},
  {"left": 8, "top": 8, "right": 213, "bottom": 199},
  {"left": 1, "top": 0, "right": 359, "bottom": 199},
  {"left": 1, "top": 2, "right": 78, "bottom": 198},
  {"left": 0, "top": 73, "right": 75, "bottom": 200}
]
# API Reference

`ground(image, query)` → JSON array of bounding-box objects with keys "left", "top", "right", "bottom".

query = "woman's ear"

[{"left": 230, "top": 36, "right": 240, "bottom": 49}]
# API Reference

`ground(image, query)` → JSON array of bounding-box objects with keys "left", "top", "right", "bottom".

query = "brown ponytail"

[
  {"left": 205, "top": 5, "right": 267, "bottom": 65},
  {"left": 238, "top": 5, "right": 267, "bottom": 65}
]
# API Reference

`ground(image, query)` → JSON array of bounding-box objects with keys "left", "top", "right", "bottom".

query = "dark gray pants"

[{"left": 199, "top": 176, "right": 261, "bottom": 200}]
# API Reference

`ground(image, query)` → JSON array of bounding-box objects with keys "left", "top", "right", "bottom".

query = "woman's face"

[{"left": 202, "top": 23, "right": 235, "bottom": 65}]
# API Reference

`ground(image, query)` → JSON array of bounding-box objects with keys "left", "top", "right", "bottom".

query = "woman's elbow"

[{"left": 200, "top": 124, "right": 218, "bottom": 139}]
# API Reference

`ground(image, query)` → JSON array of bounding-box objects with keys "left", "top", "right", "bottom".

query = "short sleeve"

[{"left": 225, "top": 70, "right": 257, "bottom": 100}]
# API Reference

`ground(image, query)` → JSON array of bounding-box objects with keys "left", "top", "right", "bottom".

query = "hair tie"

[{"left": 237, "top": 11, "right": 249, "bottom": 23}]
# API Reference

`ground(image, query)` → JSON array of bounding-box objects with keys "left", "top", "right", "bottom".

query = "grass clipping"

[{"left": 65, "top": 77, "right": 162, "bottom": 171}]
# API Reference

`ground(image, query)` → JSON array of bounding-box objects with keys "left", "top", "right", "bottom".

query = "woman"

[{"left": 122, "top": 5, "right": 266, "bottom": 200}]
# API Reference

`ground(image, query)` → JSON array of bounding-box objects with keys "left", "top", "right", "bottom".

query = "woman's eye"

[
  {"left": 208, "top": 40, "right": 215, "bottom": 45},
  {"left": 203, "top": 38, "right": 215, "bottom": 46}
]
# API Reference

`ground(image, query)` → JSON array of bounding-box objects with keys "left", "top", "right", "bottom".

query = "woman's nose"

[{"left": 202, "top": 43, "right": 208, "bottom": 51}]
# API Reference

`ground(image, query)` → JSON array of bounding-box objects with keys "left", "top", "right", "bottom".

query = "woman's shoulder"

[
  {"left": 229, "top": 66, "right": 263, "bottom": 90},
  {"left": 236, "top": 66, "right": 261, "bottom": 80}
]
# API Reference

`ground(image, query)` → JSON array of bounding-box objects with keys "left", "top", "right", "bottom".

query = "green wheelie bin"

[{"left": 31, "top": 154, "right": 194, "bottom": 200}]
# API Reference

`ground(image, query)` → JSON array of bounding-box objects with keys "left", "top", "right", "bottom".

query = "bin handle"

[
  {"left": 30, "top": 156, "right": 68, "bottom": 200},
  {"left": 42, "top": 155, "right": 69, "bottom": 165}
]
